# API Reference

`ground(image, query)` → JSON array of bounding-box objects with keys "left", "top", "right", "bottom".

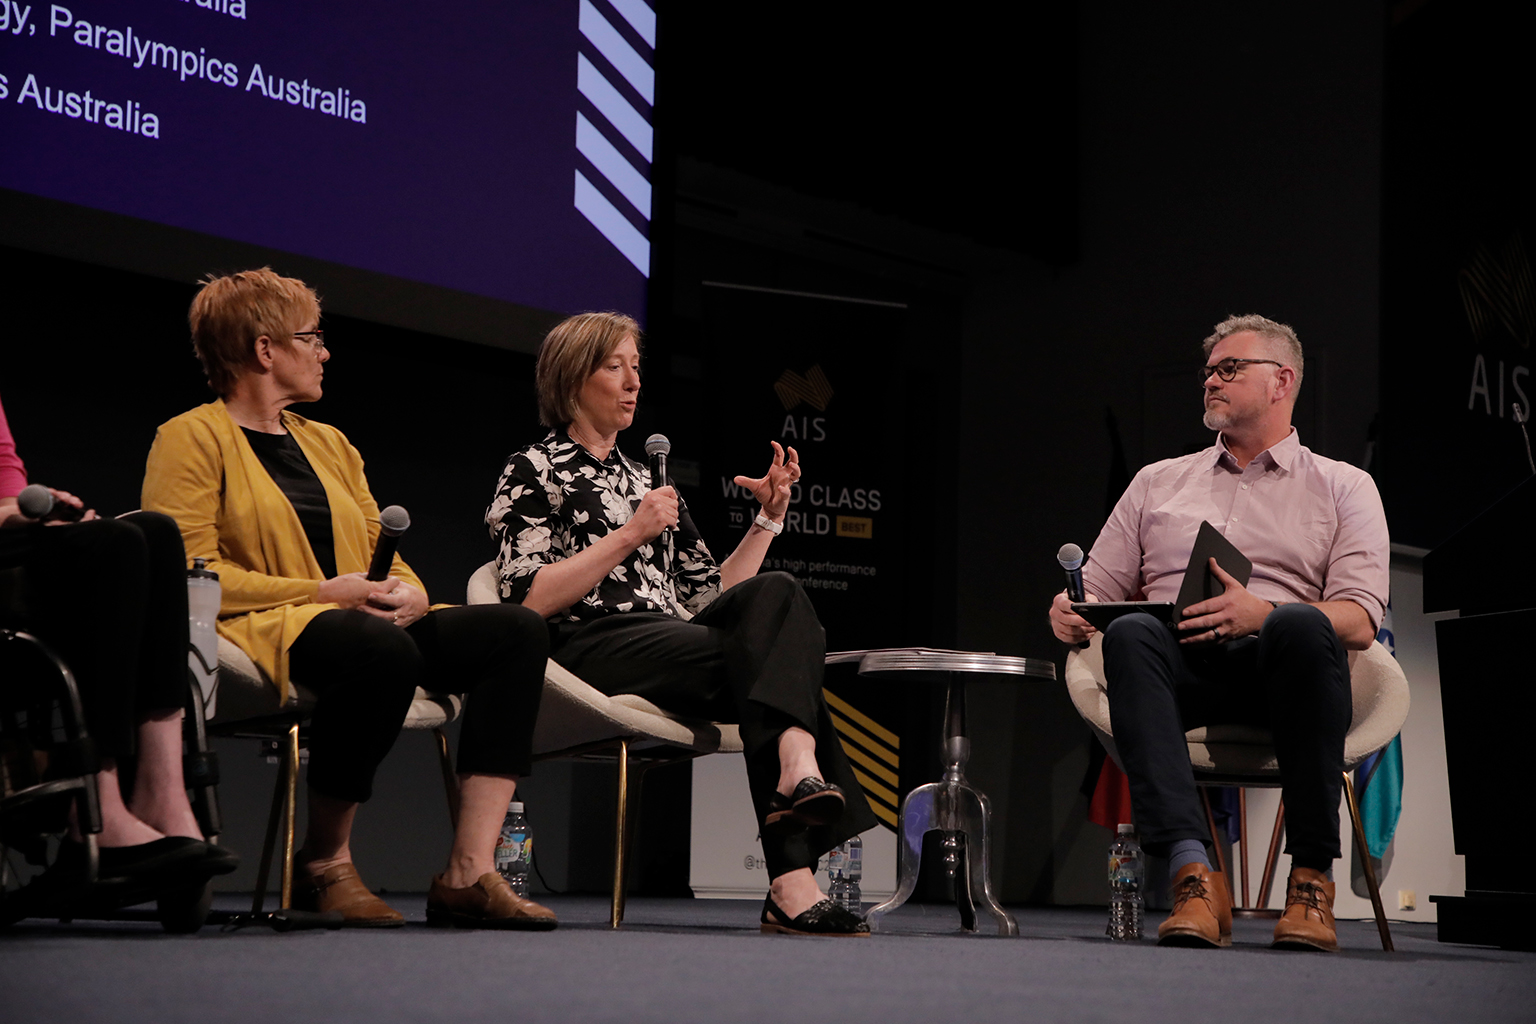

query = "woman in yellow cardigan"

[{"left": 143, "top": 268, "right": 554, "bottom": 929}]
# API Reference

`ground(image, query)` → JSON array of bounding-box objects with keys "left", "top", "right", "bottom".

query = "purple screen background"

[{"left": 0, "top": 1, "right": 647, "bottom": 320}]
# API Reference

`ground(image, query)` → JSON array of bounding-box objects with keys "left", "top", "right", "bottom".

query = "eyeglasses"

[
  {"left": 292, "top": 330, "right": 326, "bottom": 351},
  {"left": 1199, "top": 357, "right": 1281, "bottom": 385}
]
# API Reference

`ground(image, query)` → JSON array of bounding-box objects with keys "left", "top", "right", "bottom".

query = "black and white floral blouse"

[{"left": 485, "top": 431, "right": 722, "bottom": 624}]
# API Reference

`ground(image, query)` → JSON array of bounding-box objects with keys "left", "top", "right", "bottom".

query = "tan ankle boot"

[
  {"left": 1272, "top": 867, "right": 1337, "bottom": 951},
  {"left": 1157, "top": 862, "right": 1232, "bottom": 947}
]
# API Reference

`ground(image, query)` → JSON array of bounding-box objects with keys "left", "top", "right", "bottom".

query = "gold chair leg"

[
  {"left": 1200, "top": 788, "right": 1234, "bottom": 903},
  {"left": 279, "top": 722, "right": 300, "bottom": 911},
  {"left": 610, "top": 738, "right": 629, "bottom": 929},
  {"left": 1342, "top": 771, "right": 1394, "bottom": 952},
  {"left": 251, "top": 731, "right": 292, "bottom": 916},
  {"left": 1238, "top": 789, "right": 1250, "bottom": 909},
  {"left": 1256, "top": 796, "right": 1285, "bottom": 909},
  {"left": 434, "top": 728, "right": 460, "bottom": 832}
]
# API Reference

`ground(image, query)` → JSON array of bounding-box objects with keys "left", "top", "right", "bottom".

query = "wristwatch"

[{"left": 753, "top": 513, "right": 783, "bottom": 535}]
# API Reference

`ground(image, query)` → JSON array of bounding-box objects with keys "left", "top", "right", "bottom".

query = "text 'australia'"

[
  {"left": 245, "top": 64, "right": 366, "bottom": 123},
  {"left": 7, "top": 73, "right": 160, "bottom": 138}
]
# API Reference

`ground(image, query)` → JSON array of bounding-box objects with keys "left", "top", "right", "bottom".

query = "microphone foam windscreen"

[
  {"left": 1057, "top": 542, "right": 1085, "bottom": 571},
  {"left": 644, "top": 433, "right": 671, "bottom": 457},
  {"left": 16, "top": 484, "right": 54, "bottom": 519},
  {"left": 379, "top": 505, "right": 411, "bottom": 536}
]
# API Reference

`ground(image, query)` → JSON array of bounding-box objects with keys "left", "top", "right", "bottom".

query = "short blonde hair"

[
  {"left": 1203, "top": 313, "right": 1304, "bottom": 390},
  {"left": 189, "top": 268, "right": 320, "bottom": 397},
  {"left": 535, "top": 312, "right": 642, "bottom": 428}
]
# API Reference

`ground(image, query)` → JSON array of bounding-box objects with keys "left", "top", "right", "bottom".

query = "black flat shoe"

[
  {"left": 760, "top": 894, "right": 869, "bottom": 937},
  {"left": 201, "top": 842, "right": 241, "bottom": 876},
  {"left": 765, "top": 778, "right": 846, "bottom": 829},
  {"left": 57, "top": 836, "right": 211, "bottom": 881}
]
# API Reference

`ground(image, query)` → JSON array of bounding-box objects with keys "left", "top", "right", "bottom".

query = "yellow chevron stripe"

[
  {"left": 851, "top": 767, "right": 897, "bottom": 808},
  {"left": 822, "top": 688, "right": 899, "bottom": 749},
  {"left": 831, "top": 711, "right": 898, "bottom": 770},
  {"left": 838, "top": 737, "right": 898, "bottom": 787},
  {"left": 867, "top": 799, "right": 898, "bottom": 827}
]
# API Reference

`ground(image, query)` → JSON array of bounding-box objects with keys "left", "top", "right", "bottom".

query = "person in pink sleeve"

[
  {"left": 1047, "top": 315, "right": 1389, "bottom": 954},
  {"left": 1, "top": 392, "right": 237, "bottom": 899}
]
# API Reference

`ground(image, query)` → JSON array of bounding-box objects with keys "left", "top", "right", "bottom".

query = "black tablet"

[{"left": 1070, "top": 601, "right": 1176, "bottom": 631}]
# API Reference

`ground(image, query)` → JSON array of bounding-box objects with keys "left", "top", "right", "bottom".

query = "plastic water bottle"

[
  {"left": 1107, "top": 823, "right": 1144, "bottom": 940},
  {"left": 186, "top": 558, "right": 221, "bottom": 719},
  {"left": 495, "top": 801, "right": 531, "bottom": 896},
  {"left": 827, "top": 835, "right": 863, "bottom": 913}
]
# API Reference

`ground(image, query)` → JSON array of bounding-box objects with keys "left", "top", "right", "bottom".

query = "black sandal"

[
  {"left": 760, "top": 894, "right": 869, "bottom": 937},
  {"left": 764, "top": 777, "right": 846, "bottom": 829}
]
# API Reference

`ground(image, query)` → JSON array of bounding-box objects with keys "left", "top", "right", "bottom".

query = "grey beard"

[{"left": 1203, "top": 407, "right": 1231, "bottom": 430}]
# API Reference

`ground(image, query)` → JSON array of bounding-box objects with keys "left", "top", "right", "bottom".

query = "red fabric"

[
  {"left": 1087, "top": 755, "right": 1134, "bottom": 831},
  {"left": 0, "top": 393, "right": 28, "bottom": 498}
]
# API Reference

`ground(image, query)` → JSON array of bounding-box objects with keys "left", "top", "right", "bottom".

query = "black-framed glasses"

[
  {"left": 292, "top": 329, "right": 326, "bottom": 351},
  {"left": 1199, "top": 357, "right": 1281, "bottom": 385}
]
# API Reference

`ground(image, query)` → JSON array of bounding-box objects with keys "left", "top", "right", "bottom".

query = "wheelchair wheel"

[{"left": 156, "top": 876, "right": 213, "bottom": 934}]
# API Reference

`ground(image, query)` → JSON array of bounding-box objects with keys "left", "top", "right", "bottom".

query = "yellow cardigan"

[{"left": 141, "top": 400, "right": 426, "bottom": 702}]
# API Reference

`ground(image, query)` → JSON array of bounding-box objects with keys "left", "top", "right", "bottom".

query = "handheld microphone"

[
  {"left": 643, "top": 434, "right": 676, "bottom": 585},
  {"left": 16, "top": 484, "right": 85, "bottom": 523},
  {"left": 644, "top": 433, "right": 670, "bottom": 492},
  {"left": 366, "top": 505, "right": 411, "bottom": 581},
  {"left": 1057, "top": 542, "right": 1090, "bottom": 649}
]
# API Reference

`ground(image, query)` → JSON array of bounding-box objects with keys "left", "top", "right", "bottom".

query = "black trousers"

[
  {"left": 288, "top": 603, "right": 548, "bottom": 804},
  {"left": 1102, "top": 604, "right": 1352, "bottom": 869},
  {"left": 0, "top": 512, "right": 189, "bottom": 760},
  {"left": 553, "top": 571, "right": 876, "bottom": 878}
]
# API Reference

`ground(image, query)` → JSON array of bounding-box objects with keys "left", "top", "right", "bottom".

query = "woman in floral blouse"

[{"left": 486, "top": 312, "right": 876, "bottom": 936}]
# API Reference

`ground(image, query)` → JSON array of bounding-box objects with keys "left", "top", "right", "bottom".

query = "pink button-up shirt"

[{"left": 1081, "top": 429, "right": 1390, "bottom": 631}]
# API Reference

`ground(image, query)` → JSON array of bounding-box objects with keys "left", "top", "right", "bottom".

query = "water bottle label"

[{"left": 1108, "top": 855, "right": 1140, "bottom": 886}]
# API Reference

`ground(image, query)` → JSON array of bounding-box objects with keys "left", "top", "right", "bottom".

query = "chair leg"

[
  {"left": 251, "top": 732, "right": 291, "bottom": 916},
  {"left": 1256, "top": 797, "right": 1285, "bottom": 909},
  {"left": 1238, "top": 789, "right": 1250, "bottom": 909},
  {"left": 433, "top": 728, "right": 460, "bottom": 832},
  {"left": 610, "top": 738, "right": 630, "bottom": 929},
  {"left": 1200, "top": 789, "right": 1234, "bottom": 903},
  {"left": 279, "top": 723, "right": 301, "bottom": 911},
  {"left": 1342, "top": 771, "right": 1394, "bottom": 952}
]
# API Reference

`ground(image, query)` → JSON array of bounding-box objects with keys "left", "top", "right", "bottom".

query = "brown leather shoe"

[
  {"left": 1157, "top": 863, "right": 1232, "bottom": 947},
  {"left": 293, "top": 862, "right": 404, "bottom": 928},
  {"left": 1272, "top": 867, "right": 1338, "bottom": 951},
  {"left": 426, "top": 872, "right": 558, "bottom": 930}
]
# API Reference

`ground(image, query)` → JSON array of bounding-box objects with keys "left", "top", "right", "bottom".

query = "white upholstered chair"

[
  {"left": 209, "top": 639, "right": 462, "bottom": 917},
  {"left": 1064, "top": 633, "right": 1410, "bottom": 951},
  {"left": 466, "top": 561, "right": 742, "bottom": 928}
]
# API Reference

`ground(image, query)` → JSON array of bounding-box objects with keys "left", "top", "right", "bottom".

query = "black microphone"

[
  {"left": 644, "top": 433, "right": 670, "bottom": 491},
  {"left": 16, "top": 483, "right": 85, "bottom": 522},
  {"left": 1057, "top": 542, "right": 1090, "bottom": 649},
  {"left": 644, "top": 434, "right": 675, "bottom": 583},
  {"left": 367, "top": 505, "right": 411, "bottom": 581}
]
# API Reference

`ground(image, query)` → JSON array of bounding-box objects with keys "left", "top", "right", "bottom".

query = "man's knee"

[
  {"left": 1103, "top": 612, "right": 1171, "bottom": 659},
  {"left": 1258, "top": 602, "right": 1342, "bottom": 660}
]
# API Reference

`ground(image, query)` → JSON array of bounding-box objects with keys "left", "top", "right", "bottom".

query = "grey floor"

[{"left": 2, "top": 895, "right": 1533, "bottom": 1024}]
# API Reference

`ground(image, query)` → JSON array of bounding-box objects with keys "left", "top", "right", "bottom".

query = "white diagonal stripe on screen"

[
  {"left": 579, "top": 0, "right": 654, "bottom": 105},
  {"left": 602, "top": 0, "right": 656, "bottom": 48},
  {"left": 577, "top": 53, "right": 653, "bottom": 161},
  {"left": 576, "top": 112, "right": 651, "bottom": 217},
  {"left": 574, "top": 169, "right": 650, "bottom": 276}
]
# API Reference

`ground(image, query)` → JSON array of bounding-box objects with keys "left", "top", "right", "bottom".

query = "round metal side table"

[{"left": 825, "top": 648, "right": 1056, "bottom": 936}]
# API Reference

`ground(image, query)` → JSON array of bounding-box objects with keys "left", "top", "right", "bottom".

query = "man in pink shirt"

[{"left": 1048, "top": 315, "right": 1389, "bottom": 953}]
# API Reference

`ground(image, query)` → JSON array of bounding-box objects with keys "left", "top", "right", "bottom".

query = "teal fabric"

[{"left": 1358, "top": 603, "right": 1404, "bottom": 859}]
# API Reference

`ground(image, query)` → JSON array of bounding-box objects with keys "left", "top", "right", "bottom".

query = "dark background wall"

[{"left": 7, "top": 0, "right": 1507, "bottom": 902}]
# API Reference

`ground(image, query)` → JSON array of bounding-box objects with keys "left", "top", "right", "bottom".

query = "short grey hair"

[{"left": 1203, "top": 314, "right": 1304, "bottom": 390}]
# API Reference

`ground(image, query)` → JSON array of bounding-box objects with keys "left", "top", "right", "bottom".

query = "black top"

[
  {"left": 241, "top": 427, "right": 338, "bottom": 580},
  {"left": 485, "top": 430, "right": 721, "bottom": 625}
]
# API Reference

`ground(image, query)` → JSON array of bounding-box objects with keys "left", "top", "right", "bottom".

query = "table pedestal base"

[{"left": 865, "top": 778, "right": 1017, "bottom": 936}]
